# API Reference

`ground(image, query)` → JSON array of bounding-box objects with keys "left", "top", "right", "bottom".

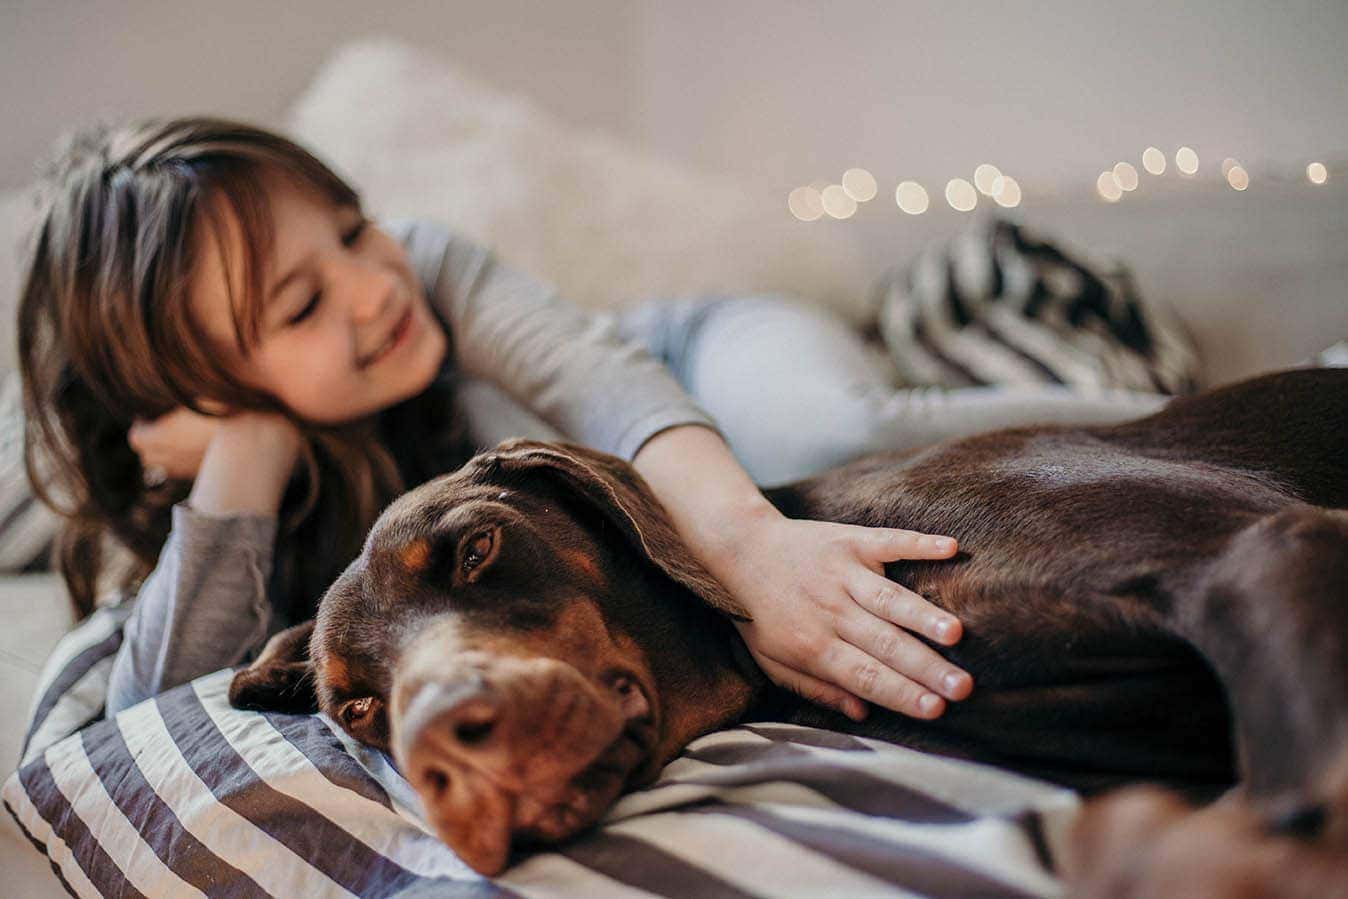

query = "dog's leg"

[
  {"left": 1173, "top": 504, "right": 1348, "bottom": 796},
  {"left": 1063, "top": 506, "right": 1348, "bottom": 898}
]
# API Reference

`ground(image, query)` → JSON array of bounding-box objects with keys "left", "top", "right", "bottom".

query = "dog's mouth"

[
  {"left": 416, "top": 670, "right": 657, "bottom": 876},
  {"left": 516, "top": 723, "right": 654, "bottom": 841}
]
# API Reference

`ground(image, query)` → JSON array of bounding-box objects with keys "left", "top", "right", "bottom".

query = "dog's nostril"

[
  {"left": 422, "top": 766, "right": 451, "bottom": 799},
  {"left": 454, "top": 717, "right": 495, "bottom": 746}
]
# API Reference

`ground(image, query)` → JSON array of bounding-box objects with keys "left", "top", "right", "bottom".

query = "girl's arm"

[
  {"left": 392, "top": 219, "right": 971, "bottom": 719},
  {"left": 391, "top": 219, "right": 717, "bottom": 461},
  {"left": 106, "top": 414, "right": 300, "bottom": 714},
  {"left": 634, "top": 424, "right": 970, "bottom": 720}
]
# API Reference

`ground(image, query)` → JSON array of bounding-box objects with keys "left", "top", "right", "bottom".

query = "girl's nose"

[{"left": 344, "top": 260, "right": 398, "bottom": 323}]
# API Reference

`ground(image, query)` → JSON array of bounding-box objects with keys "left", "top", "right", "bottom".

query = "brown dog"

[{"left": 231, "top": 368, "right": 1348, "bottom": 888}]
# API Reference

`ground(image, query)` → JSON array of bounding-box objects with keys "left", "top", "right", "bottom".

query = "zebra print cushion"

[
  {"left": 6, "top": 604, "right": 1081, "bottom": 898},
  {"left": 875, "top": 219, "right": 1201, "bottom": 395}
]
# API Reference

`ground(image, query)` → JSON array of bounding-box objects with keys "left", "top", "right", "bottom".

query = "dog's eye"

[
  {"left": 341, "top": 697, "right": 375, "bottom": 727},
  {"left": 463, "top": 531, "right": 494, "bottom": 572}
]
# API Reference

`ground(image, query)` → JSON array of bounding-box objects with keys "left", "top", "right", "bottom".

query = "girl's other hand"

[
  {"left": 718, "top": 511, "right": 973, "bottom": 722},
  {"left": 127, "top": 405, "right": 223, "bottom": 482}
]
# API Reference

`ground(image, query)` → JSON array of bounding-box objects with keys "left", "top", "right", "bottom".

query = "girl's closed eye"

[{"left": 286, "top": 216, "right": 370, "bottom": 327}]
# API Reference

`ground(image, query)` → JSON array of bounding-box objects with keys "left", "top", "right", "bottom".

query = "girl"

[{"left": 17, "top": 117, "right": 1164, "bottom": 724}]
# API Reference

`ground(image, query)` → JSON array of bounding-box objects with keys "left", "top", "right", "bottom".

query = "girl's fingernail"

[
  {"left": 919, "top": 694, "right": 942, "bottom": 714},
  {"left": 936, "top": 538, "right": 956, "bottom": 552},
  {"left": 943, "top": 672, "right": 965, "bottom": 694}
]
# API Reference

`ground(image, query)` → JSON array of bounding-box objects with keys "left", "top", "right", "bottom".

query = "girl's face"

[{"left": 188, "top": 173, "right": 448, "bottom": 424}]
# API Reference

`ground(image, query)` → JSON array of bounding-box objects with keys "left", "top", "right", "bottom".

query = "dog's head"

[{"left": 229, "top": 439, "right": 754, "bottom": 875}]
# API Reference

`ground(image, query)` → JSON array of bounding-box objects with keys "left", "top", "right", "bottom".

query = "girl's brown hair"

[{"left": 18, "top": 116, "right": 472, "bottom": 620}]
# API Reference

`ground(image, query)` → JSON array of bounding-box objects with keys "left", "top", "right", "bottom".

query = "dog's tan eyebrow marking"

[
  {"left": 322, "top": 656, "right": 351, "bottom": 693},
  {"left": 398, "top": 538, "right": 431, "bottom": 573},
  {"left": 559, "top": 548, "right": 604, "bottom": 586}
]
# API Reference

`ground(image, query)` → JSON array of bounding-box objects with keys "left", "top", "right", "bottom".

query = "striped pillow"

[
  {"left": 6, "top": 609, "right": 1081, "bottom": 898},
  {"left": 875, "top": 218, "right": 1201, "bottom": 395}
]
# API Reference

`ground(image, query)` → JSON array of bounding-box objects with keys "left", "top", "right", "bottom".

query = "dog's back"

[{"left": 760, "top": 368, "right": 1348, "bottom": 793}]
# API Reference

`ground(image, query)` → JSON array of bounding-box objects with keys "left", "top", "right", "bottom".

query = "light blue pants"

[
  {"left": 460, "top": 295, "right": 1169, "bottom": 487},
  {"left": 619, "top": 294, "right": 1172, "bottom": 485}
]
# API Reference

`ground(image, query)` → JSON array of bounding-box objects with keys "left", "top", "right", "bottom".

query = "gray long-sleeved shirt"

[{"left": 105, "top": 219, "right": 715, "bottom": 714}]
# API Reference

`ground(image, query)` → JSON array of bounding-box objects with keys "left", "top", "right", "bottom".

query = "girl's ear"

[{"left": 228, "top": 619, "right": 318, "bottom": 713}]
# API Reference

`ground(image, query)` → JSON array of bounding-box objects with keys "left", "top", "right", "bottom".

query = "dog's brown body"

[{"left": 233, "top": 368, "right": 1348, "bottom": 892}]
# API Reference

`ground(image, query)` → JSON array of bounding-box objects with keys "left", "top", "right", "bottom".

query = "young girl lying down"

[{"left": 16, "top": 117, "right": 1164, "bottom": 722}]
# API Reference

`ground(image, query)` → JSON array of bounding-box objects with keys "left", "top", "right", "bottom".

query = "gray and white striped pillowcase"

[
  {"left": 5, "top": 609, "right": 1080, "bottom": 898},
  {"left": 876, "top": 219, "right": 1201, "bottom": 396}
]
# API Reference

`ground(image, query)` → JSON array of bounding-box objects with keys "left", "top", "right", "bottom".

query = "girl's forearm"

[
  {"left": 187, "top": 413, "right": 302, "bottom": 517},
  {"left": 631, "top": 424, "right": 775, "bottom": 563}
]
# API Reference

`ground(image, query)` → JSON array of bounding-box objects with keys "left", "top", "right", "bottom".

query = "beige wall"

[
  {"left": 632, "top": 0, "right": 1348, "bottom": 192},
  {"left": 2, "top": 1, "right": 1345, "bottom": 382},
  {"left": 0, "top": 0, "right": 638, "bottom": 190},
  {"left": 4, "top": 2, "right": 1346, "bottom": 194}
]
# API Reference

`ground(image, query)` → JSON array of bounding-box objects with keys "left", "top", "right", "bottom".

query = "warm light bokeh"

[
  {"left": 1097, "top": 170, "right": 1123, "bottom": 202},
  {"left": 945, "top": 178, "right": 977, "bottom": 211},
  {"left": 1113, "top": 161, "right": 1139, "bottom": 191},
  {"left": 841, "top": 168, "right": 878, "bottom": 202},
  {"left": 821, "top": 184, "right": 857, "bottom": 219},
  {"left": 787, "top": 186, "right": 824, "bottom": 221},
  {"left": 973, "top": 163, "right": 1002, "bottom": 196},
  {"left": 993, "top": 176, "right": 1021, "bottom": 207},
  {"left": 895, "top": 180, "right": 930, "bottom": 214}
]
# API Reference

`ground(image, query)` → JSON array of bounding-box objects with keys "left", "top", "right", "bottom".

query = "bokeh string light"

[{"left": 788, "top": 151, "right": 1338, "bottom": 221}]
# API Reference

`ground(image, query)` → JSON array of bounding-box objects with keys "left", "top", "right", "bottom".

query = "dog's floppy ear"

[
  {"left": 228, "top": 620, "right": 318, "bottom": 713},
  {"left": 481, "top": 439, "right": 751, "bottom": 620}
]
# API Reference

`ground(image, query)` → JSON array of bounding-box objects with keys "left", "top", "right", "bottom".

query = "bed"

[
  {"left": 6, "top": 599, "right": 1078, "bottom": 898},
  {"left": 3, "top": 38, "right": 1345, "bottom": 897}
]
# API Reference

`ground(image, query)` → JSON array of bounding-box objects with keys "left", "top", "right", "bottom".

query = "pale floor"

[{"left": 1, "top": 575, "right": 75, "bottom": 897}]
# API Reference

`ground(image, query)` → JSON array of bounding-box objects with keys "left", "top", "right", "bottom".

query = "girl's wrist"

[
  {"left": 189, "top": 413, "right": 303, "bottom": 517},
  {"left": 632, "top": 424, "right": 781, "bottom": 563}
]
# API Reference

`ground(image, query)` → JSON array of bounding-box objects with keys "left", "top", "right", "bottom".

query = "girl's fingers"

[
  {"left": 850, "top": 569, "right": 962, "bottom": 646},
  {"left": 835, "top": 609, "right": 973, "bottom": 702},
  {"left": 855, "top": 526, "right": 957, "bottom": 563},
  {"left": 813, "top": 636, "right": 948, "bottom": 719},
  {"left": 753, "top": 652, "right": 868, "bottom": 721}
]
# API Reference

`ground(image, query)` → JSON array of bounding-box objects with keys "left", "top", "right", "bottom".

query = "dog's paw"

[{"left": 1061, "top": 774, "right": 1348, "bottom": 899}]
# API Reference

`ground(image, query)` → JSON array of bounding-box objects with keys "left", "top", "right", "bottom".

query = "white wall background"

[
  {"left": 632, "top": 0, "right": 1348, "bottom": 192},
  {"left": 0, "top": 0, "right": 640, "bottom": 189},
  {"left": 4, "top": 1, "right": 1346, "bottom": 194},
  {"left": 2, "top": 0, "right": 1345, "bottom": 381}
]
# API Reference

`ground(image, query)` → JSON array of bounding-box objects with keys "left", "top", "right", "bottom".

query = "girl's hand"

[
  {"left": 713, "top": 509, "right": 972, "bottom": 722},
  {"left": 127, "top": 405, "right": 224, "bottom": 482},
  {"left": 632, "top": 424, "right": 971, "bottom": 722}
]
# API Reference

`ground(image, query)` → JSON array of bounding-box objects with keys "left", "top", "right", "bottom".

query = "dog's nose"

[{"left": 400, "top": 678, "right": 508, "bottom": 797}]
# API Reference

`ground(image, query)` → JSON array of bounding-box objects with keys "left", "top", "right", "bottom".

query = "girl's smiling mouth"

[{"left": 362, "top": 306, "right": 416, "bottom": 368}]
